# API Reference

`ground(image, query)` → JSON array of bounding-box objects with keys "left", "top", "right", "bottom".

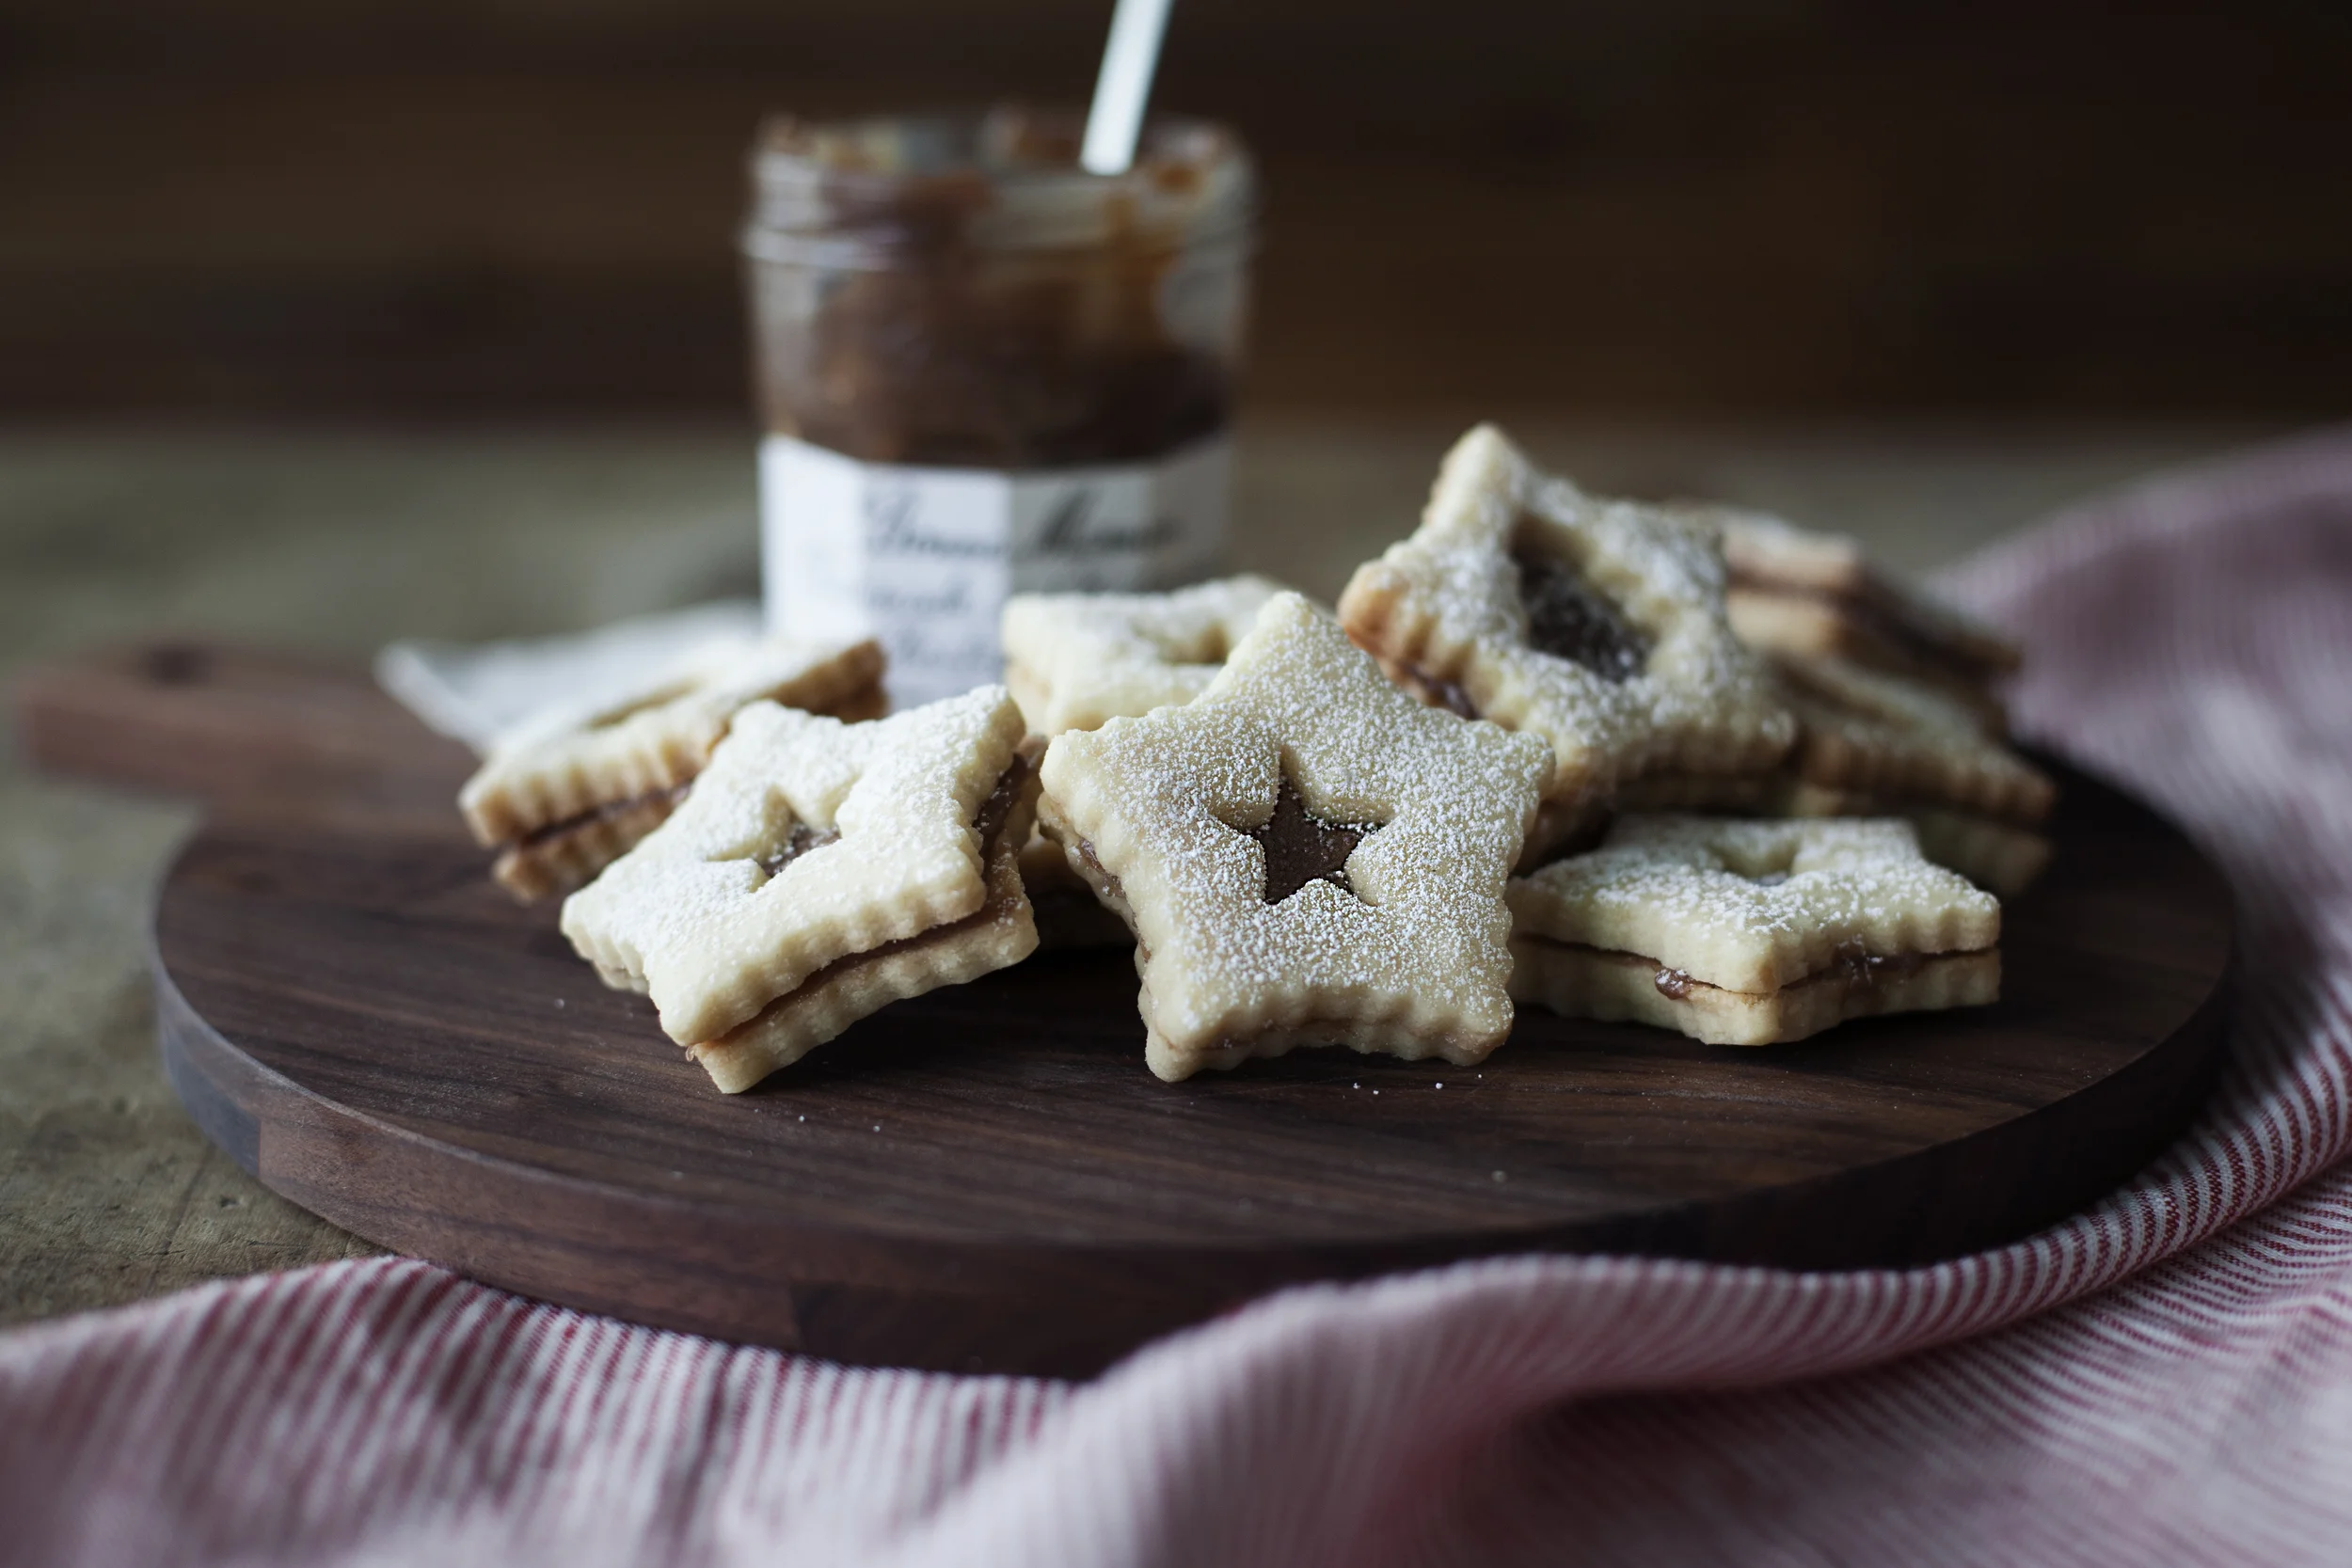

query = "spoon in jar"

[{"left": 1080, "top": 0, "right": 1174, "bottom": 175}]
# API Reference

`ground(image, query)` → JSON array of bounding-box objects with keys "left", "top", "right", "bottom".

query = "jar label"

[{"left": 760, "top": 434, "right": 1232, "bottom": 706}]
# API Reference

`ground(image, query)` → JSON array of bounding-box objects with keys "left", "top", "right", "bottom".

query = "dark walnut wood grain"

[
  {"left": 15, "top": 641, "right": 473, "bottom": 810},
  {"left": 26, "top": 645, "right": 2235, "bottom": 1376}
]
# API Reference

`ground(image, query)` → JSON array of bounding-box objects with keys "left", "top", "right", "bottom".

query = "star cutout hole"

[
  {"left": 755, "top": 820, "right": 839, "bottom": 879},
  {"left": 1510, "top": 529, "right": 1652, "bottom": 682},
  {"left": 1718, "top": 840, "right": 1800, "bottom": 885},
  {"left": 1168, "top": 623, "right": 1241, "bottom": 665},
  {"left": 1242, "top": 769, "right": 1385, "bottom": 905}
]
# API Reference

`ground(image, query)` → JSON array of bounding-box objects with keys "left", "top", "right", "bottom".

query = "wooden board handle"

[{"left": 12, "top": 642, "right": 474, "bottom": 805}]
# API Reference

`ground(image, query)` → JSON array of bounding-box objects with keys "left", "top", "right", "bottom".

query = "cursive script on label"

[
  {"left": 866, "top": 483, "right": 1003, "bottom": 560},
  {"left": 1024, "top": 488, "right": 1182, "bottom": 560}
]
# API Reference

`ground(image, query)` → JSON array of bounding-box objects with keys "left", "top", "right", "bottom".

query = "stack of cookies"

[
  {"left": 560, "top": 687, "right": 1037, "bottom": 1092},
  {"left": 460, "top": 634, "right": 884, "bottom": 901},
  {"left": 1033, "top": 592, "right": 1552, "bottom": 1082},
  {"left": 477, "top": 423, "right": 2046, "bottom": 1091},
  {"left": 1337, "top": 424, "right": 1796, "bottom": 855},
  {"left": 1694, "top": 502, "right": 2053, "bottom": 894},
  {"left": 1711, "top": 505, "right": 2020, "bottom": 726}
]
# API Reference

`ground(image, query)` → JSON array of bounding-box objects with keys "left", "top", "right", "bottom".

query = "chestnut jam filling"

[
  {"left": 1532, "top": 938, "right": 1943, "bottom": 1001},
  {"left": 967, "top": 753, "right": 1030, "bottom": 849},
  {"left": 516, "top": 783, "right": 691, "bottom": 852},
  {"left": 755, "top": 754, "right": 1027, "bottom": 884},
  {"left": 1072, "top": 837, "right": 1126, "bottom": 905},
  {"left": 758, "top": 821, "right": 841, "bottom": 879},
  {"left": 723, "top": 755, "right": 1032, "bottom": 1034},
  {"left": 1248, "top": 780, "right": 1379, "bottom": 904},
  {"left": 1512, "top": 546, "right": 1651, "bottom": 681},
  {"left": 1821, "top": 937, "right": 1927, "bottom": 991},
  {"left": 1405, "top": 666, "right": 1480, "bottom": 720},
  {"left": 1734, "top": 576, "right": 2007, "bottom": 684}
]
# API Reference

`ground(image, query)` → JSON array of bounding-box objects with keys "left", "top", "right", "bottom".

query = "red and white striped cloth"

[{"left": 7, "top": 432, "right": 2352, "bottom": 1568}]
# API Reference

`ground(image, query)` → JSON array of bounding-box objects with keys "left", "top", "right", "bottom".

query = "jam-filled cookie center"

[
  {"left": 756, "top": 820, "right": 840, "bottom": 879},
  {"left": 1244, "top": 780, "right": 1383, "bottom": 905},
  {"left": 1511, "top": 543, "right": 1651, "bottom": 681}
]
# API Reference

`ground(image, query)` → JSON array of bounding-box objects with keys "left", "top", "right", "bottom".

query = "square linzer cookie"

[
  {"left": 1508, "top": 815, "right": 2001, "bottom": 1046},
  {"left": 1338, "top": 425, "right": 1792, "bottom": 832},
  {"left": 1037, "top": 590, "right": 1554, "bottom": 1082},
  {"left": 561, "top": 686, "right": 1034, "bottom": 1092},
  {"left": 460, "top": 635, "right": 884, "bottom": 902},
  {"left": 1001, "top": 574, "right": 1291, "bottom": 736}
]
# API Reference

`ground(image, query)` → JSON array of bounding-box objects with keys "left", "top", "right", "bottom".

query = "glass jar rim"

[
  {"left": 739, "top": 221, "right": 1256, "bottom": 270},
  {"left": 743, "top": 106, "right": 1255, "bottom": 260}
]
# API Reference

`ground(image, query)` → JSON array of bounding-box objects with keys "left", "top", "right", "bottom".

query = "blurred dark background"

[{"left": 6, "top": 0, "right": 2347, "bottom": 422}]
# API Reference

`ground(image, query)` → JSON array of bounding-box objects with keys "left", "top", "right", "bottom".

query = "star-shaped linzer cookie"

[
  {"left": 1705, "top": 504, "right": 2019, "bottom": 726},
  {"left": 1338, "top": 425, "right": 1793, "bottom": 840},
  {"left": 460, "top": 634, "right": 885, "bottom": 902},
  {"left": 1036, "top": 591, "right": 1555, "bottom": 1082},
  {"left": 1507, "top": 815, "right": 2001, "bottom": 1046},
  {"left": 1768, "top": 651, "right": 2057, "bottom": 896},
  {"left": 1248, "top": 781, "right": 1369, "bottom": 902},
  {"left": 1000, "top": 575, "right": 1297, "bottom": 951},
  {"left": 561, "top": 686, "right": 1035, "bottom": 1092},
  {"left": 1000, "top": 574, "right": 1291, "bottom": 736}
]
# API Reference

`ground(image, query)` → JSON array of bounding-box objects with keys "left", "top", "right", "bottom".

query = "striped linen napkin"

[{"left": 5, "top": 429, "right": 2350, "bottom": 1568}]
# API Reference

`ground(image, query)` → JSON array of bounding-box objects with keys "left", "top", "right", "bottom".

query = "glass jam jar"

[{"left": 743, "top": 106, "right": 1255, "bottom": 705}]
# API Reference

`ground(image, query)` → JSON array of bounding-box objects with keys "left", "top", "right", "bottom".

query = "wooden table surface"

[{"left": 0, "top": 412, "right": 2273, "bottom": 1328}]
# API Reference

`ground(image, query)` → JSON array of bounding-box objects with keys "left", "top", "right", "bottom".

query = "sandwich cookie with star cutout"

[
  {"left": 562, "top": 685, "right": 1035, "bottom": 1091},
  {"left": 1508, "top": 815, "right": 2001, "bottom": 1046},
  {"left": 1339, "top": 424, "right": 1794, "bottom": 857},
  {"left": 1036, "top": 591, "right": 1554, "bottom": 1082}
]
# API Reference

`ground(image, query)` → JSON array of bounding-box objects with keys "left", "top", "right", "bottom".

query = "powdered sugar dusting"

[
  {"left": 1712, "top": 502, "right": 2022, "bottom": 670},
  {"left": 459, "top": 633, "right": 883, "bottom": 844},
  {"left": 1509, "top": 814, "right": 2001, "bottom": 994},
  {"left": 1001, "top": 574, "right": 1290, "bottom": 735},
  {"left": 1777, "top": 653, "right": 2055, "bottom": 822},
  {"left": 1337, "top": 424, "right": 1792, "bottom": 810},
  {"left": 561, "top": 684, "right": 1023, "bottom": 1046},
  {"left": 1040, "top": 592, "right": 1554, "bottom": 1080}
]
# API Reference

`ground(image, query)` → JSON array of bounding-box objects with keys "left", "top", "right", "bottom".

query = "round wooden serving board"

[{"left": 153, "top": 756, "right": 2232, "bottom": 1377}]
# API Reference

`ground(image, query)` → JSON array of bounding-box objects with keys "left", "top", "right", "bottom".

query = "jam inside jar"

[{"left": 745, "top": 107, "right": 1256, "bottom": 705}]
